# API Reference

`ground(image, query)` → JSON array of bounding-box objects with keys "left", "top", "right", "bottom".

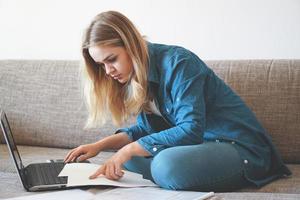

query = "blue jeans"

[{"left": 123, "top": 141, "right": 250, "bottom": 192}]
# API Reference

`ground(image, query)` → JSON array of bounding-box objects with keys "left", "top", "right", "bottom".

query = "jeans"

[{"left": 123, "top": 141, "right": 251, "bottom": 192}]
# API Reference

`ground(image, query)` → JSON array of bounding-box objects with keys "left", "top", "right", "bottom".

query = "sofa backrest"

[
  {"left": 205, "top": 60, "right": 300, "bottom": 164},
  {"left": 0, "top": 59, "right": 299, "bottom": 163},
  {"left": 0, "top": 60, "right": 135, "bottom": 150}
]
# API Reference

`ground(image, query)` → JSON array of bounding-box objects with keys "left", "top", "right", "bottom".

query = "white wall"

[{"left": 0, "top": 0, "right": 299, "bottom": 60}]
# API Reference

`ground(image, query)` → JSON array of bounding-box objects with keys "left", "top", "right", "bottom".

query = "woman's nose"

[{"left": 104, "top": 64, "right": 115, "bottom": 75}]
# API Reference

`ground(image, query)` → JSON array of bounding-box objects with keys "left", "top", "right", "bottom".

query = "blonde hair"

[{"left": 81, "top": 11, "right": 151, "bottom": 128}]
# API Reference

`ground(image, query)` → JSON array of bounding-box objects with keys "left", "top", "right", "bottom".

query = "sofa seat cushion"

[
  {"left": 238, "top": 164, "right": 300, "bottom": 193},
  {"left": 0, "top": 145, "right": 299, "bottom": 199}
]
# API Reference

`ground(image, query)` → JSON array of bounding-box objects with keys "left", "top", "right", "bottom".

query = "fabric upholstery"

[
  {"left": 0, "top": 60, "right": 135, "bottom": 149},
  {"left": 205, "top": 60, "right": 300, "bottom": 163},
  {"left": 0, "top": 59, "right": 300, "bottom": 199},
  {"left": 1, "top": 59, "right": 299, "bottom": 163}
]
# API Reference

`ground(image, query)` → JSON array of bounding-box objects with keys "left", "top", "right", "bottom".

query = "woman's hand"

[
  {"left": 89, "top": 142, "right": 151, "bottom": 181},
  {"left": 89, "top": 144, "right": 133, "bottom": 181},
  {"left": 64, "top": 132, "right": 132, "bottom": 163},
  {"left": 64, "top": 143, "right": 100, "bottom": 163}
]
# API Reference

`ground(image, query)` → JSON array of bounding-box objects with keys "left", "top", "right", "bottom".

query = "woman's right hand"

[{"left": 64, "top": 143, "right": 100, "bottom": 163}]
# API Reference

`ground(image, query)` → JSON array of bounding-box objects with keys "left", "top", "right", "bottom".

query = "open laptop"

[{"left": 0, "top": 109, "right": 88, "bottom": 191}]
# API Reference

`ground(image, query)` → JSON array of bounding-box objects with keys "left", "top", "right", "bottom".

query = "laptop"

[{"left": 0, "top": 109, "right": 88, "bottom": 191}]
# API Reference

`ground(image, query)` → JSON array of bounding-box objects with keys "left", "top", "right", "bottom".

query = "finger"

[
  {"left": 70, "top": 150, "right": 84, "bottom": 163},
  {"left": 77, "top": 154, "right": 88, "bottom": 162},
  {"left": 89, "top": 166, "right": 104, "bottom": 179},
  {"left": 66, "top": 150, "right": 83, "bottom": 163},
  {"left": 106, "top": 164, "right": 114, "bottom": 180},
  {"left": 71, "top": 154, "right": 78, "bottom": 162},
  {"left": 115, "top": 164, "right": 124, "bottom": 177},
  {"left": 78, "top": 152, "right": 93, "bottom": 162},
  {"left": 65, "top": 151, "right": 78, "bottom": 163},
  {"left": 65, "top": 151, "right": 76, "bottom": 163},
  {"left": 89, "top": 165, "right": 105, "bottom": 179},
  {"left": 64, "top": 148, "right": 76, "bottom": 162},
  {"left": 64, "top": 148, "right": 80, "bottom": 163},
  {"left": 108, "top": 164, "right": 119, "bottom": 180}
]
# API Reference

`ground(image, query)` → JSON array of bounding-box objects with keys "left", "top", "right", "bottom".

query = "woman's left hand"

[{"left": 88, "top": 145, "right": 132, "bottom": 181}]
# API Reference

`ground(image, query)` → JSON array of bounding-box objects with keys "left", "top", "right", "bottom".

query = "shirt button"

[
  {"left": 166, "top": 108, "right": 170, "bottom": 113},
  {"left": 216, "top": 139, "right": 220, "bottom": 143},
  {"left": 244, "top": 160, "right": 248, "bottom": 164},
  {"left": 231, "top": 141, "right": 235, "bottom": 144},
  {"left": 176, "top": 98, "right": 180, "bottom": 102},
  {"left": 153, "top": 147, "right": 157, "bottom": 152}
]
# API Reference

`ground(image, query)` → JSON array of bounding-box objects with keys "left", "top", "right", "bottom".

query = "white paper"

[
  {"left": 4, "top": 188, "right": 214, "bottom": 200},
  {"left": 58, "top": 163, "right": 157, "bottom": 187},
  {"left": 4, "top": 189, "right": 94, "bottom": 200},
  {"left": 93, "top": 187, "right": 214, "bottom": 200}
]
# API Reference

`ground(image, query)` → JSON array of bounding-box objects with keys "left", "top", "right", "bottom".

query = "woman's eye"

[
  {"left": 107, "top": 57, "right": 117, "bottom": 63},
  {"left": 96, "top": 56, "right": 117, "bottom": 69}
]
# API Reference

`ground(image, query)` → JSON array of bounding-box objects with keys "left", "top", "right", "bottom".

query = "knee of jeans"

[
  {"left": 123, "top": 157, "right": 137, "bottom": 171},
  {"left": 150, "top": 150, "right": 182, "bottom": 190},
  {"left": 123, "top": 161, "right": 130, "bottom": 171}
]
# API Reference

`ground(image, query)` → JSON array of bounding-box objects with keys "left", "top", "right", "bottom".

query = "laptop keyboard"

[{"left": 27, "top": 162, "right": 67, "bottom": 185}]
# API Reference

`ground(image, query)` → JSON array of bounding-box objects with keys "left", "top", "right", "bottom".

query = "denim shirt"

[{"left": 115, "top": 42, "right": 291, "bottom": 187}]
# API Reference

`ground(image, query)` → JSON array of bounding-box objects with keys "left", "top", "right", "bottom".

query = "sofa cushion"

[
  {"left": 1, "top": 59, "right": 299, "bottom": 163},
  {"left": 0, "top": 60, "right": 135, "bottom": 149},
  {"left": 205, "top": 60, "right": 300, "bottom": 163}
]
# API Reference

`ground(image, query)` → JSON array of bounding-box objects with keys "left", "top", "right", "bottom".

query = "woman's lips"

[{"left": 112, "top": 74, "right": 121, "bottom": 79}]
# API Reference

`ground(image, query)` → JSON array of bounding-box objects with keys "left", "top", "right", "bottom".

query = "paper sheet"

[
  {"left": 58, "top": 163, "right": 157, "bottom": 187},
  {"left": 93, "top": 187, "right": 214, "bottom": 200},
  {"left": 5, "top": 188, "right": 214, "bottom": 200},
  {"left": 4, "top": 189, "right": 94, "bottom": 200}
]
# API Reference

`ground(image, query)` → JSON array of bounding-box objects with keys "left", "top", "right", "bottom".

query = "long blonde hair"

[{"left": 81, "top": 11, "right": 151, "bottom": 128}]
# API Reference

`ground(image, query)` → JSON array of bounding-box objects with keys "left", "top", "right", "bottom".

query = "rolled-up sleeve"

[{"left": 137, "top": 54, "right": 208, "bottom": 156}]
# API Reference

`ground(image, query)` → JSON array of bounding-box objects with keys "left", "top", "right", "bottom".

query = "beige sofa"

[{"left": 0, "top": 59, "right": 299, "bottom": 199}]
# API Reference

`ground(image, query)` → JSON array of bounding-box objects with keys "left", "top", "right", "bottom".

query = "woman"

[{"left": 64, "top": 11, "right": 291, "bottom": 192}]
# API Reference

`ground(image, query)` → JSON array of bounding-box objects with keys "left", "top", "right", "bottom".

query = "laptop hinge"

[
  {"left": 21, "top": 167, "right": 31, "bottom": 190},
  {"left": 21, "top": 163, "right": 25, "bottom": 170}
]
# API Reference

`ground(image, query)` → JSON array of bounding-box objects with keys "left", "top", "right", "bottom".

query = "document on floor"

[
  {"left": 4, "top": 189, "right": 94, "bottom": 200},
  {"left": 4, "top": 188, "right": 213, "bottom": 200},
  {"left": 58, "top": 163, "right": 158, "bottom": 187},
  {"left": 92, "top": 187, "right": 214, "bottom": 200}
]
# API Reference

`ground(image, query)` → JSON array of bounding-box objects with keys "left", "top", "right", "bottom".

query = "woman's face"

[{"left": 88, "top": 45, "right": 133, "bottom": 84}]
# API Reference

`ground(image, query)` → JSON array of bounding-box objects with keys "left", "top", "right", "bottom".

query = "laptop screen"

[{"left": 0, "top": 111, "right": 23, "bottom": 172}]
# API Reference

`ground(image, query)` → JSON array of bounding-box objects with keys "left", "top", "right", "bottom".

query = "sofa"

[{"left": 0, "top": 59, "right": 299, "bottom": 200}]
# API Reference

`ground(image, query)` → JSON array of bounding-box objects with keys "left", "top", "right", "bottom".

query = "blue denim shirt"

[{"left": 115, "top": 42, "right": 291, "bottom": 187}]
